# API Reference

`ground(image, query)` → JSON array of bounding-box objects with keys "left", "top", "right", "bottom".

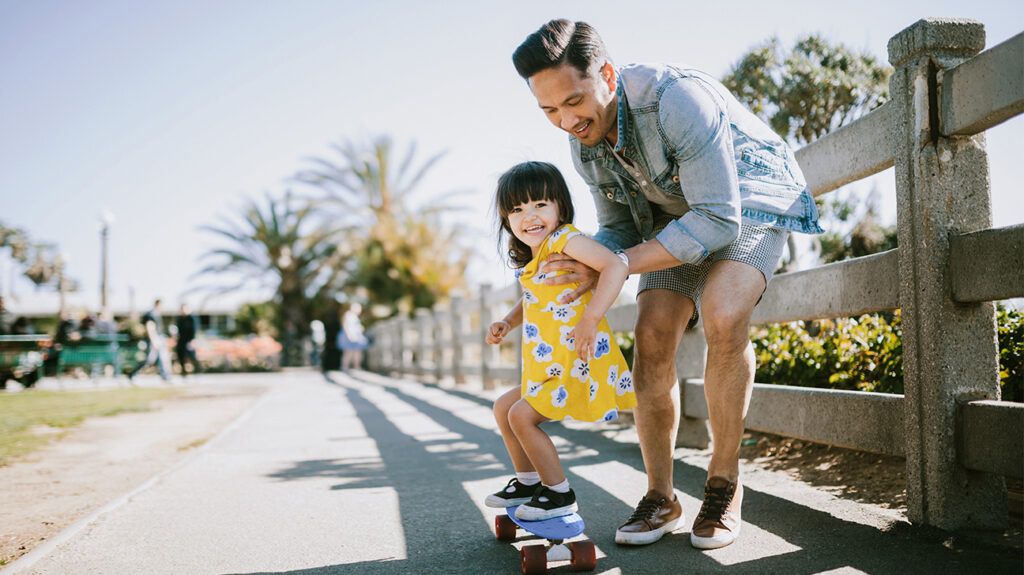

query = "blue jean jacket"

[{"left": 572, "top": 64, "right": 824, "bottom": 263}]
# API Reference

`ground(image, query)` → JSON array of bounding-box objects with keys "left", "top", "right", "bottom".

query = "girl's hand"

[
  {"left": 570, "top": 317, "right": 598, "bottom": 361},
  {"left": 486, "top": 320, "right": 511, "bottom": 345}
]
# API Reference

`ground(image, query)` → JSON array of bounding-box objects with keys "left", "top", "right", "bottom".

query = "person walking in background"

[
  {"left": 483, "top": 161, "right": 637, "bottom": 521},
  {"left": 174, "top": 303, "right": 200, "bottom": 378},
  {"left": 338, "top": 303, "right": 368, "bottom": 371},
  {"left": 128, "top": 299, "right": 170, "bottom": 382},
  {"left": 310, "top": 319, "right": 326, "bottom": 369}
]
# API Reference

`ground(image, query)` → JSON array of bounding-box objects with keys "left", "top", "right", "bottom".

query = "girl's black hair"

[{"left": 494, "top": 161, "right": 575, "bottom": 268}]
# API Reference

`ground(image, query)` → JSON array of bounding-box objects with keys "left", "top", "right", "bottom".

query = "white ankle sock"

[
  {"left": 516, "top": 472, "right": 541, "bottom": 486},
  {"left": 546, "top": 479, "right": 570, "bottom": 493}
]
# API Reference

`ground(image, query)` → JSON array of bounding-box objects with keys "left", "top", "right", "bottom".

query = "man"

[
  {"left": 174, "top": 303, "right": 200, "bottom": 378},
  {"left": 128, "top": 299, "right": 171, "bottom": 381},
  {"left": 512, "top": 20, "right": 822, "bottom": 549}
]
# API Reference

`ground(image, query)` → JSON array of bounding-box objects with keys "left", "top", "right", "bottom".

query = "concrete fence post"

[
  {"left": 676, "top": 323, "right": 710, "bottom": 449},
  {"left": 888, "top": 18, "right": 1005, "bottom": 529},
  {"left": 395, "top": 315, "right": 407, "bottom": 376},
  {"left": 480, "top": 284, "right": 497, "bottom": 390},
  {"left": 433, "top": 305, "right": 448, "bottom": 382},
  {"left": 415, "top": 308, "right": 431, "bottom": 381},
  {"left": 450, "top": 295, "right": 466, "bottom": 384}
]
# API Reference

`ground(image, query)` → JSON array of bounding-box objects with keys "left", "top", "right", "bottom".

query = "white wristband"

[{"left": 614, "top": 249, "right": 629, "bottom": 269}]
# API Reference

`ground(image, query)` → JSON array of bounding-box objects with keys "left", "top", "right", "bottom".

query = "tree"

[
  {"left": 722, "top": 35, "right": 893, "bottom": 268},
  {"left": 293, "top": 136, "right": 470, "bottom": 318},
  {"left": 194, "top": 192, "right": 350, "bottom": 365},
  {"left": 723, "top": 35, "right": 891, "bottom": 146},
  {"left": 0, "top": 222, "right": 77, "bottom": 303}
]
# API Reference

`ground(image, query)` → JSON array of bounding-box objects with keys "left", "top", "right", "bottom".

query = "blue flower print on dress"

[
  {"left": 594, "top": 332, "right": 611, "bottom": 359},
  {"left": 607, "top": 364, "right": 619, "bottom": 387},
  {"left": 526, "top": 380, "right": 544, "bottom": 397},
  {"left": 514, "top": 268, "right": 523, "bottom": 280},
  {"left": 532, "top": 341, "right": 554, "bottom": 363},
  {"left": 523, "top": 321, "right": 541, "bottom": 343},
  {"left": 589, "top": 378, "right": 599, "bottom": 402},
  {"left": 542, "top": 302, "right": 577, "bottom": 323},
  {"left": 559, "top": 325, "right": 576, "bottom": 351},
  {"left": 617, "top": 370, "right": 634, "bottom": 396},
  {"left": 545, "top": 363, "right": 564, "bottom": 378},
  {"left": 531, "top": 272, "right": 548, "bottom": 285},
  {"left": 523, "top": 289, "right": 539, "bottom": 305},
  {"left": 570, "top": 358, "right": 590, "bottom": 383},
  {"left": 551, "top": 385, "right": 568, "bottom": 408},
  {"left": 602, "top": 409, "right": 619, "bottom": 422}
]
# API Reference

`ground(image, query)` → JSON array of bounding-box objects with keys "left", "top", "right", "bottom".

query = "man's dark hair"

[{"left": 512, "top": 19, "right": 610, "bottom": 80}]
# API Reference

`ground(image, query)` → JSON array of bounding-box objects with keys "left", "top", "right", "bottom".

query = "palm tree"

[
  {"left": 194, "top": 192, "right": 350, "bottom": 365},
  {"left": 293, "top": 136, "right": 471, "bottom": 316}
]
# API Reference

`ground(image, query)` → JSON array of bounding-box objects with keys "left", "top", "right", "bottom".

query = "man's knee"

[{"left": 702, "top": 302, "right": 753, "bottom": 351}]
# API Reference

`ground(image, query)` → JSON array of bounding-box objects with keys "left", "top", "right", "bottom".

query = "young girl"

[{"left": 484, "top": 161, "right": 637, "bottom": 521}]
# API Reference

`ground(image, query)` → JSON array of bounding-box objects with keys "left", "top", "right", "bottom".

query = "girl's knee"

[{"left": 508, "top": 400, "right": 540, "bottom": 433}]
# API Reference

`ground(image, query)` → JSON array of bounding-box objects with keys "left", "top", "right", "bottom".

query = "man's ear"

[{"left": 600, "top": 62, "right": 616, "bottom": 92}]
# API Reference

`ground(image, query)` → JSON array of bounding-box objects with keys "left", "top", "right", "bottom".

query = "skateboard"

[{"left": 493, "top": 505, "right": 597, "bottom": 574}]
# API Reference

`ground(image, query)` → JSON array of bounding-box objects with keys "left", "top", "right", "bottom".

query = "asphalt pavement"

[{"left": 5, "top": 370, "right": 1020, "bottom": 574}]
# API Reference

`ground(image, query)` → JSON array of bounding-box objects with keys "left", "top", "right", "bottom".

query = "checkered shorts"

[{"left": 638, "top": 219, "right": 789, "bottom": 327}]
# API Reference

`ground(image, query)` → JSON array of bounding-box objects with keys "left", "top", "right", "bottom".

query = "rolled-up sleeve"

[{"left": 654, "top": 78, "right": 741, "bottom": 264}]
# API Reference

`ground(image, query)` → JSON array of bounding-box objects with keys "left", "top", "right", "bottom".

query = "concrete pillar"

[
  {"left": 395, "top": 315, "right": 407, "bottom": 376},
  {"left": 433, "top": 305, "right": 448, "bottom": 382},
  {"left": 480, "top": 284, "right": 498, "bottom": 390},
  {"left": 888, "top": 18, "right": 1006, "bottom": 529},
  {"left": 450, "top": 295, "right": 466, "bottom": 384},
  {"left": 415, "top": 308, "right": 431, "bottom": 381},
  {"left": 676, "top": 323, "right": 710, "bottom": 449}
]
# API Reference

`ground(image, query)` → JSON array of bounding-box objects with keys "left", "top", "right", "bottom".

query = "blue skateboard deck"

[{"left": 506, "top": 505, "right": 585, "bottom": 541}]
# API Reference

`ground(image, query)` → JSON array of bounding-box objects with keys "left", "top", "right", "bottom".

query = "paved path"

[{"left": 5, "top": 370, "right": 1019, "bottom": 574}]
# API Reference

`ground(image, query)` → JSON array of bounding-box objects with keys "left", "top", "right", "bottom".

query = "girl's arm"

[
  {"left": 562, "top": 235, "right": 629, "bottom": 359},
  {"left": 499, "top": 297, "right": 524, "bottom": 329},
  {"left": 486, "top": 297, "right": 524, "bottom": 345}
]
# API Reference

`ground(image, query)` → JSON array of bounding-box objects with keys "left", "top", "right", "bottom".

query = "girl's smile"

[{"left": 508, "top": 199, "right": 561, "bottom": 253}]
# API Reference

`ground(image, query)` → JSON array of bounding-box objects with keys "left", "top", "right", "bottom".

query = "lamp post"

[{"left": 99, "top": 210, "right": 115, "bottom": 312}]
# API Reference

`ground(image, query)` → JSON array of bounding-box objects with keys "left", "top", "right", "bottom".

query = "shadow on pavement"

[{"left": 230, "top": 372, "right": 1020, "bottom": 575}]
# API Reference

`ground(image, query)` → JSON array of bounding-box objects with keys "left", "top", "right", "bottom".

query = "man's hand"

[
  {"left": 486, "top": 320, "right": 511, "bottom": 345},
  {"left": 541, "top": 253, "right": 599, "bottom": 304}
]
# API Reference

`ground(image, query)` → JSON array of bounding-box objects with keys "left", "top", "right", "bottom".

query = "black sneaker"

[
  {"left": 485, "top": 478, "right": 540, "bottom": 508},
  {"left": 514, "top": 486, "right": 578, "bottom": 521}
]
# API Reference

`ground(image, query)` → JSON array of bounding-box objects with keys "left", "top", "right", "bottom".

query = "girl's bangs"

[{"left": 497, "top": 175, "right": 557, "bottom": 216}]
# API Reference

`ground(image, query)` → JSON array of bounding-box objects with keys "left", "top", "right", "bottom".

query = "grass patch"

[
  {"left": 178, "top": 437, "right": 209, "bottom": 452},
  {"left": 0, "top": 387, "right": 180, "bottom": 466}
]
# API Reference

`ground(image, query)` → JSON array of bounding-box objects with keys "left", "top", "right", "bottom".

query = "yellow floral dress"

[{"left": 516, "top": 224, "right": 637, "bottom": 422}]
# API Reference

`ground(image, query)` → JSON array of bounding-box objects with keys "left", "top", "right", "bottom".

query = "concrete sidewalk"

[{"left": 5, "top": 370, "right": 1019, "bottom": 574}]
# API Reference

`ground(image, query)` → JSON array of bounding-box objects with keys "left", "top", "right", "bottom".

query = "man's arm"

[{"left": 652, "top": 78, "right": 741, "bottom": 264}]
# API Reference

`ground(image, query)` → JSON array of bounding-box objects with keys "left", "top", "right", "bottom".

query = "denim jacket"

[{"left": 572, "top": 63, "right": 824, "bottom": 264}]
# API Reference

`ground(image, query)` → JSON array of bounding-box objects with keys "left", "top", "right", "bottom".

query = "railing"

[{"left": 368, "top": 19, "right": 1024, "bottom": 531}]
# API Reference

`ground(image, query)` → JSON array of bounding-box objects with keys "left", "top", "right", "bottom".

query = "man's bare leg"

[
  {"left": 699, "top": 260, "right": 765, "bottom": 482},
  {"left": 633, "top": 289, "right": 695, "bottom": 498}
]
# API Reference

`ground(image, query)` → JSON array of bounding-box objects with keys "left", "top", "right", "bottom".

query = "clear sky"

[{"left": 1, "top": 0, "right": 1021, "bottom": 314}]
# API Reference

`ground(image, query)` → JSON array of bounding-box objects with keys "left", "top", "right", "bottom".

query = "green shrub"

[
  {"left": 751, "top": 312, "right": 903, "bottom": 394},
  {"left": 998, "top": 305, "right": 1024, "bottom": 402},
  {"left": 752, "top": 305, "right": 1022, "bottom": 400}
]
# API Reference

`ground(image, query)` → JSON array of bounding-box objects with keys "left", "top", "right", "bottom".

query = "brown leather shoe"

[
  {"left": 614, "top": 490, "right": 683, "bottom": 545},
  {"left": 690, "top": 476, "right": 743, "bottom": 549}
]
